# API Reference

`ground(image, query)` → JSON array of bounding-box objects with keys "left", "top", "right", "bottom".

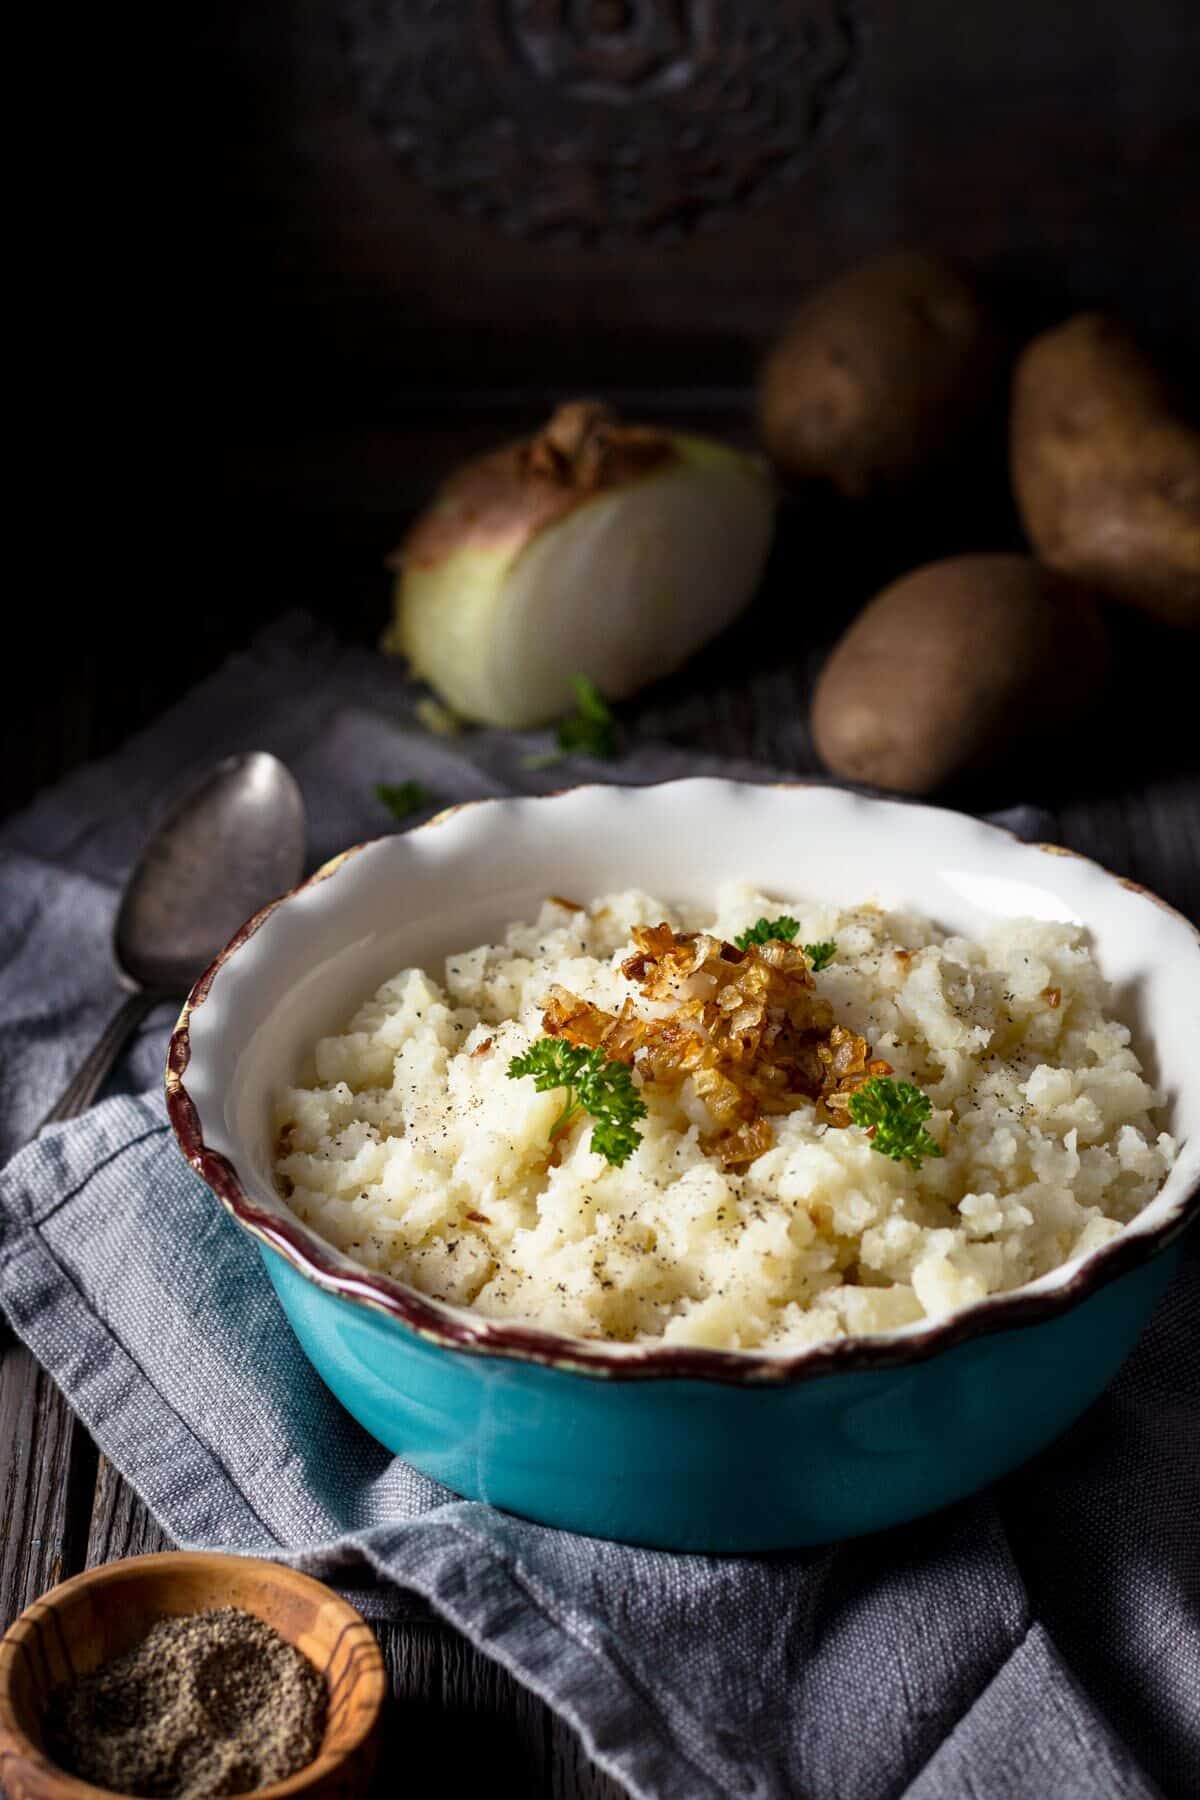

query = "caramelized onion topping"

[{"left": 541, "top": 925, "right": 891, "bottom": 1169}]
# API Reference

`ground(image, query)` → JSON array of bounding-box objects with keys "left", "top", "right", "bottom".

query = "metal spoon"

[{"left": 39, "top": 752, "right": 306, "bottom": 1129}]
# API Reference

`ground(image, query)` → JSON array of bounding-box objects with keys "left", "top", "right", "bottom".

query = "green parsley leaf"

[
  {"left": 733, "top": 917, "right": 837, "bottom": 970},
  {"left": 508, "top": 1037, "right": 588, "bottom": 1096},
  {"left": 375, "top": 780, "right": 428, "bottom": 821},
  {"left": 803, "top": 939, "right": 838, "bottom": 972},
  {"left": 522, "top": 675, "right": 617, "bottom": 769},
  {"left": 847, "top": 1077, "right": 944, "bottom": 1170},
  {"left": 572, "top": 673, "right": 610, "bottom": 720},
  {"left": 588, "top": 1113, "right": 645, "bottom": 1167},
  {"left": 734, "top": 915, "right": 801, "bottom": 951},
  {"left": 508, "top": 1038, "right": 646, "bottom": 1168}
]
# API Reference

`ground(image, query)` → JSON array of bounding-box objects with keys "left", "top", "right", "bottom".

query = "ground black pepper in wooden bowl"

[{"left": 43, "top": 1606, "right": 327, "bottom": 1797}]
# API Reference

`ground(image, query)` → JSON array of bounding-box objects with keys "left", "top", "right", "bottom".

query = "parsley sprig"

[
  {"left": 734, "top": 916, "right": 837, "bottom": 970},
  {"left": 375, "top": 780, "right": 429, "bottom": 821},
  {"left": 508, "top": 1038, "right": 646, "bottom": 1167},
  {"left": 523, "top": 675, "right": 617, "bottom": 768},
  {"left": 803, "top": 939, "right": 838, "bottom": 972},
  {"left": 735, "top": 914, "right": 800, "bottom": 950},
  {"left": 557, "top": 675, "right": 616, "bottom": 759},
  {"left": 848, "top": 1077, "right": 943, "bottom": 1170}
]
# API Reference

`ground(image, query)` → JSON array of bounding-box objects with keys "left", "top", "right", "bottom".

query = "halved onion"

[{"left": 383, "top": 402, "right": 776, "bottom": 728}]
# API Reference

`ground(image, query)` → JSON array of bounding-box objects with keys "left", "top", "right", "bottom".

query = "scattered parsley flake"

[
  {"left": 375, "top": 780, "right": 428, "bottom": 821},
  {"left": 522, "top": 675, "right": 617, "bottom": 768},
  {"left": 508, "top": 1037, "right": 646, "bottom": 1167},
  {"left": 848, "top": 1077, "right": 944, "bottom": 1170}
]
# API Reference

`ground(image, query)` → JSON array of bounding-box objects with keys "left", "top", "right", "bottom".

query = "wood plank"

[
  {"left": 380, "top": 1619, "right": 629, "bottom": 1800},
  {"left": 0, "top": 1333, "right": 96, "bottom": 1626},
  {"left": 1058, "top": 774, "right": 1200, "bottom": 924},
  {"left": 84, "top": 1455, "right": 172, "bottom": 1567}
]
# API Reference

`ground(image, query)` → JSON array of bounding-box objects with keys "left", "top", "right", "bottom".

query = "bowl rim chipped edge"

[{"left": 165, "top": 780, "right": 1200, "bottom": 1388}]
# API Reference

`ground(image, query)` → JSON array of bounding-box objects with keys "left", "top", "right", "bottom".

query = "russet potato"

[
  {"left": 758, "top": 251, "right": 1004, "bottom": 500},
  {"left": 811, "top": 554, "right": 1109, "bottom": 794},
  {"left": 1011, "top": 314, "right": 1200, "bottom": 629}
]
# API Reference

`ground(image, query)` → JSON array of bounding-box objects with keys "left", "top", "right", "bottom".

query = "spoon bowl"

[
  {"left": 115, "top": 752, "right": 307, "bottom": 994},
  {"left": 38, "top": 751, "right": 306, "bottom": 1132}
]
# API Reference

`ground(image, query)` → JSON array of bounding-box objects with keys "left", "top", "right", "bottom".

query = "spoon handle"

[{"left": 38, "top": 991, "right": 164, "bottom": 1130}]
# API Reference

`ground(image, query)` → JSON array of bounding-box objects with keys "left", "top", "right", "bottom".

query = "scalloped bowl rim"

[{"left": 167, "top": 779, "right": 1200, "bottom": 1387}]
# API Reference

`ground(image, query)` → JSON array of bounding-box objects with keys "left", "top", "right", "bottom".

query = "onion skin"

[
  {"left": 397, "top": 402, "right": 675, "bottom": 573},
  {"left": 385, "top": 403, "right": 776, "bottom": 729}
]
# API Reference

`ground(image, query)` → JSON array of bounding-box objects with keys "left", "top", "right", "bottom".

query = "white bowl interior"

[{"left": 182, "top": 782, "right": 1200, "bottom": 1338}]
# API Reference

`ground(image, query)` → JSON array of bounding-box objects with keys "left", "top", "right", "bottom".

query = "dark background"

[{"left": 10, "top": 0, "right": 1200, "bottom": 821}]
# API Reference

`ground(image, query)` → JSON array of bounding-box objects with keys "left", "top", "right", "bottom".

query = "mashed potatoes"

[{"left": 272, "top": 886, "right": 1174, "bottom": 1350}]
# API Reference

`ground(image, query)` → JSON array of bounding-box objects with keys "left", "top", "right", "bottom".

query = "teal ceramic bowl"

[{"left": 167, "top": 781, "right": 1200, "bottom": 1550}]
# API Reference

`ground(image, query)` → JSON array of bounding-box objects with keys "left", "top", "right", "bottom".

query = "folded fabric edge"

[
  {"left": 0, "top": 1210, "right": 283, "bottom": 1554},
  {"left": 301, "top": 1521, "right": 733, "bottom": 1800},
  {"left": 902, "top": 1619, "right": 1162, "bottom": 1800}
]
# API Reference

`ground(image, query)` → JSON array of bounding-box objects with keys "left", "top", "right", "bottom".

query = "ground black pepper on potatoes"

[
  {"left": 273, "top": 885, "right": 1174, "bottom": 1350},
  {"left": 44, "top": 1607, "right": 327, "bottom": 1798}
]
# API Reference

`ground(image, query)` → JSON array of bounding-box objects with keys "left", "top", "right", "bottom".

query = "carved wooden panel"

[
  {"left": 156, "top": 0, "right": 1198, "bottom": 396},
  {"left": 342, "top": 0, "right": 868, "bottom": 242}
]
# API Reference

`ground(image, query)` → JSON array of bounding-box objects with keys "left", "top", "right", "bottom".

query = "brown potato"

[
  {"left": 811, "top": 554, "right": 1109, "bottom": 795},
  {"left": 758, "top": 251, "right": 1004, "bottom": 499},
  {"left": 1011, "top": 314, "right": 1200, "bottom": 629}
]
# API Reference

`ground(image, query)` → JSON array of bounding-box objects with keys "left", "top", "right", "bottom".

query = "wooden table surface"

[{"left": 3, "top": 406, "right": 1198, "bottom": 1796}]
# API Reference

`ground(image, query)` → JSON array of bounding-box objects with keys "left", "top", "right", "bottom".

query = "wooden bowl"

[{"left": 0, "top": 1552, "right": 386, "bottom": 1800}]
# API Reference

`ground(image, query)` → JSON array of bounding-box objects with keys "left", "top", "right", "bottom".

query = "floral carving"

[{"left": 341, "top": 0, "right": 868, "bottom": 242}]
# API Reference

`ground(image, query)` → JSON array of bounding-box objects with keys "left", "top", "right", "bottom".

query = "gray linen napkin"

[{"left": 1, "top": 615, "right": 1195, "bottom": 1800}]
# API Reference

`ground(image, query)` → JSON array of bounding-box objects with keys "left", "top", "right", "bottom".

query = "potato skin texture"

[
  {"left": 811, "top": 554, "right": 1109, "bottom": 795},
  {"left": 758, "top": 251, "right": 1003, "bottom": 500},
  {"left": 1011, "top": 314, "right": 1200, "bottom": 629}
]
